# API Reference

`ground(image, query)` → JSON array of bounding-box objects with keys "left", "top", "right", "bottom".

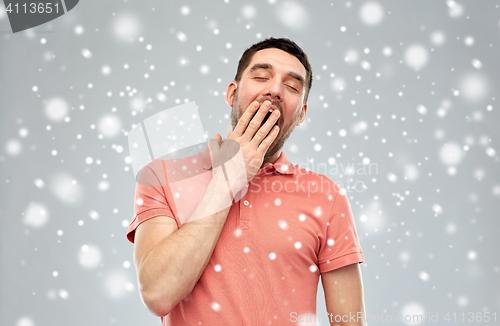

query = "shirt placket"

[
  {"left": 237, "top": 166, "right": 274, "bottom": 230},
  {"left": 238, "top": 189, "right": 252, "bottom": 230}
]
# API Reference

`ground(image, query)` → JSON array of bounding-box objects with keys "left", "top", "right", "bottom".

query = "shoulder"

[
  {"left": 136, "top": 149, "right": 206, "bottom": 185},
  {"left": 291, "top": 164, "right": 342, "bottom": 190},
  {"left": 135, "top": 159, "right": 165, "bottom": 185},
  {"left": 285, "top": 164, "right": 345, "bottom": 204}
]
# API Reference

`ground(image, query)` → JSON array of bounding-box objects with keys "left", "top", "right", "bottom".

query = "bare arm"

[
  {"left": 134, "top": 175, "right": 232, "bottom": 317},
  {"left": 321, "top": 263, "right": 367, "bottom": 326},
  {"left": 133, "top": 100, "right": 280, "bottom": 317}
]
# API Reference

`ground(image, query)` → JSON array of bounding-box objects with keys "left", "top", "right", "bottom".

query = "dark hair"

[{"left": 234, "top": 37, "right": 313, "bottom": 102}]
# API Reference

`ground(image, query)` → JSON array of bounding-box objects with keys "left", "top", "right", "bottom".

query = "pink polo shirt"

[{"left": 127, "top": 146, "right": 364, "bottom": 325}]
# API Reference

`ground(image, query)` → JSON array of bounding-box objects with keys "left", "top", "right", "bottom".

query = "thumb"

[{"left": 209, "top": 134, "right": 222, "bottom": 168}]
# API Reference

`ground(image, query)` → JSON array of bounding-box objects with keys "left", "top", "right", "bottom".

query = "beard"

[{"left": 230, "top": 91, "right": 301, "bottom": 163}]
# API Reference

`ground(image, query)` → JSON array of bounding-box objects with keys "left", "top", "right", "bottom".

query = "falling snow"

[
  {"left": 359, "top": 2, "right": 384, "bottom": 26},
  {"left": 1, "top": 1, "right": 498, "bottom": 325},
  {"left": 78, "top": 244, "right": 102, "bottom": 269}
]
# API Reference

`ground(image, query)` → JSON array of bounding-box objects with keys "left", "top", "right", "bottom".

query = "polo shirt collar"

[
  {"left": 202, "top": 145, "right": 295, "bottom": 175},
  {"left": 261, "top": 151, "right": 295, "bottom": 175}
]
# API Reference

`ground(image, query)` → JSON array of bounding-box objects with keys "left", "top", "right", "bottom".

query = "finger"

[
  {"left": 208, "top": 134, "right": 222, "bottom": 168},
  {"left": 251, "top": 107, "right": 280, "bottom": 146},
  {"left": 256, "top": 125, "right": 280, "bottom": 156},
  {"left": 242, "top": 100, "right": 273, "bottom": 141},
  {"left": 231, "top": 101, "right": 260, "bottom": 137}
]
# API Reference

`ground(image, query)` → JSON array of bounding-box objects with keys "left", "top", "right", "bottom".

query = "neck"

[{"left": 261, "top": 148, "right": 282, "bottom": 168}]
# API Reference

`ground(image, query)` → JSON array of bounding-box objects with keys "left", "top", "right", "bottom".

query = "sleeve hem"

[
  {"left": 126, "top": 208, "right": 177, "bottom": 244},
  {"left": 137, "top": 208, "right": 173, "bottom": 218},
  {"left": 319, "top": 251, "right": 364, "bottom": 274}
]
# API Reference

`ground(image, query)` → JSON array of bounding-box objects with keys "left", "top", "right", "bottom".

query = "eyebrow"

[{"left": 249, "top": 63, "right": 305, "bottom": 87}]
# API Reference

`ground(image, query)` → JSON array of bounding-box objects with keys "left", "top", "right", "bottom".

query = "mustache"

[
  {"left": 257, "top": 98, "right": 283, "bottom": 112},
  {"left": 249, "top": 98, "right": 283, "bottom": 128}
]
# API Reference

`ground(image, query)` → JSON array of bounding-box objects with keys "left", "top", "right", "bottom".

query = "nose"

[{"left": 264, "top": 77, "right": 283, "bottom": 101}]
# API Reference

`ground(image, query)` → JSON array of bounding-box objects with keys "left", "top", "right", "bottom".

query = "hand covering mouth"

[{"left": 252, "top": 107, "right": 280, "bottom": 129}]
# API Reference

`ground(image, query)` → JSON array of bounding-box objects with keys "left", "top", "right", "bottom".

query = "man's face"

[{"left": 228, "top": 48, "right": 308, "bottom": 162}]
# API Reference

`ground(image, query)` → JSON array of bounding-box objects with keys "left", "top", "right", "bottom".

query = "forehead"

[{"left": 244, "top": 48, "right": 306, "bottom": 79}]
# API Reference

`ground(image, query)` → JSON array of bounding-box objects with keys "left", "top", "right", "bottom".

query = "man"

[{"left": 127, "top": 37, "right": 366, "bottom": 325}]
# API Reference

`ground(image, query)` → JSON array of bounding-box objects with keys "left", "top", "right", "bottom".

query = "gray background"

[{"left": 1, "top": 1, "right": 499, "bottom": 325}]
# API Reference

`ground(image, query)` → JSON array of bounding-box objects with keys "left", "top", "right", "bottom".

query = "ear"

[
  {"left": 296, "top": 103, "right": 308, "bottom": 126},
  {"left": 225, "top": 81, "right": 238, "bottom": 107}
]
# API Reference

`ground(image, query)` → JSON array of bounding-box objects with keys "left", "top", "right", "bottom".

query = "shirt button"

[{"left": 243, "top": 200, "right": 249, "bottom": 206}]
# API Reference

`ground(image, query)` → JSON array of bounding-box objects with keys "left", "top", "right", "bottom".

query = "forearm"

[
  {"left": 323, "top": 264, "right": 367, "bottom": 326},
  {"left": 138, "top": 172, "right": 234, "bottom": 314}
]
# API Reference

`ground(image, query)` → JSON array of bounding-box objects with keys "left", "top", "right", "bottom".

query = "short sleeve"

[
  {"left": 126, "top": 160, "right": 177, "bottom": 244},
  {"left": 318, "top": 187, "right": 364, "bottom": 273}
]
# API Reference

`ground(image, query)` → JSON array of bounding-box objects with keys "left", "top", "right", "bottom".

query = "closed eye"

[
  {"left": 286, "top": 84, "right": 299, "bottom": 92},
  {"left": 254, "top": 77, "right": 268, "bottom": 81}
]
